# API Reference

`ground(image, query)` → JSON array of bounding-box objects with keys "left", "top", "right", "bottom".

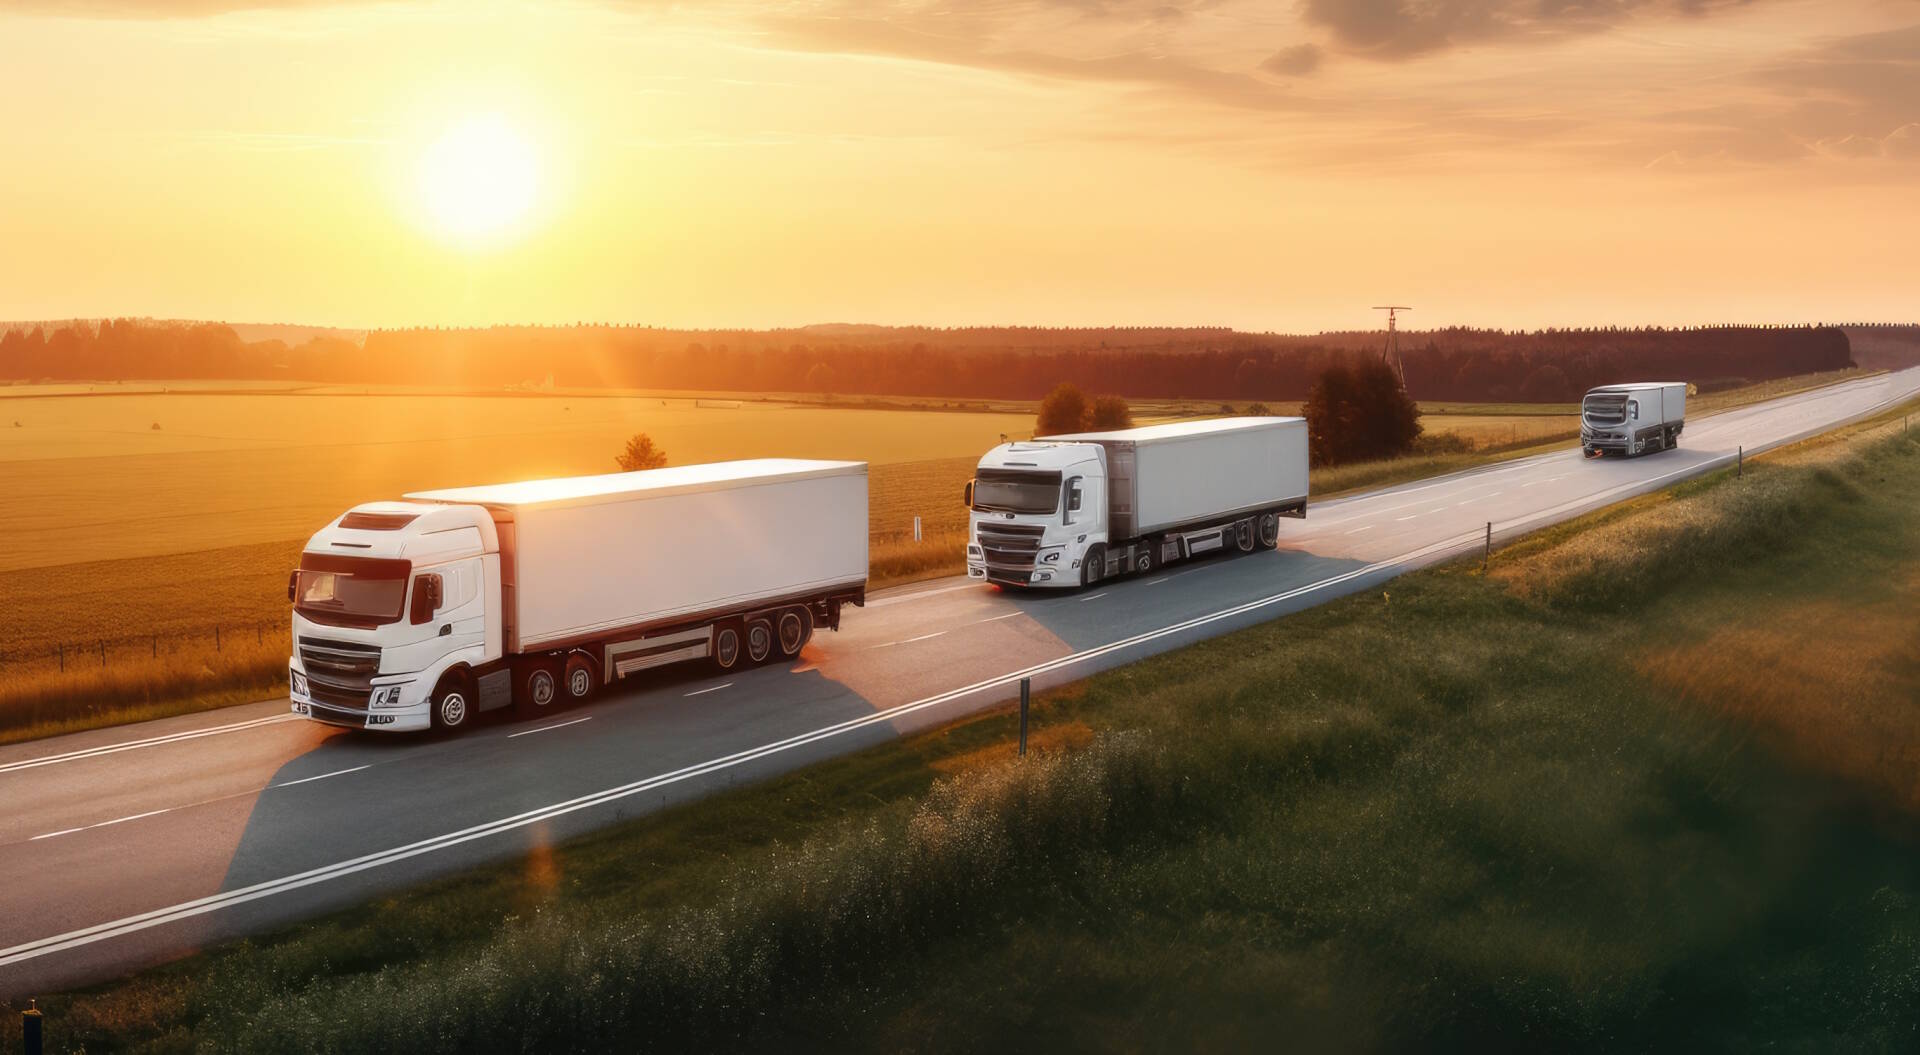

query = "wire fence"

[{"left": 0, "top": 621, "right": 287, "bottom": 674}]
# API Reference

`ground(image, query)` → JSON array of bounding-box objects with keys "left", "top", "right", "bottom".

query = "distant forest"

[{"left": 3, "top": 319, "right": 1913, "bottom": 403}]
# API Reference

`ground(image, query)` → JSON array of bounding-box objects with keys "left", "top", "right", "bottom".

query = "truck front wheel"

[
  {"left": 431, "top": 672, "right": 472, "bottom": 732},
  {"left": 1081, "top": 544, "right": 1107, "bottom": 588},
  {"left": 563, "top": 654, "right": 598, "bottom": 703}
]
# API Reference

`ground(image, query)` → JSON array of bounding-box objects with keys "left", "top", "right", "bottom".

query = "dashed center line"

[
  {"left": 1346, "top": 524, "right": 1375, "bottom": 534},
  {"left": 32, "top": 807, "right": 174, "bottom": 841},
  {"left": 971, "top": 612, "right": 1023, "bottom": 625},
  {"left": 1078, "top": 591, "right": 1109, "bottom": 602},
  {"left": 1142, "top": 576, "right": 1170, "bottom": 585},
  {"left": 272, "top": 765, "right": 371, "bottom": 789},
  {"left": 507, "top": 716, "right": 594, "bottom": 739},
  {"left": 1395, "top": 514, "right": 1419, "bottom": 522},
  {"left": 901, "top": 631, "right": 948, "bottom": 644},
  {"left": 683, "top": 683, "right": 733, "bottom": 698}
]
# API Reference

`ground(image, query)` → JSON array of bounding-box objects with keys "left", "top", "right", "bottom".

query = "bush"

[
  {"left": 1303, "top": 361, "right": 1422, "bottom": 466},
  {"left": 1036, "top": 384, "right": 1089, "bottom": 436},
  {"left": 615, "top": 433, "right": 668, "bottom": 472},
  {"left": 1088, "top": 395, "right": 1132, "bottom": 430}
]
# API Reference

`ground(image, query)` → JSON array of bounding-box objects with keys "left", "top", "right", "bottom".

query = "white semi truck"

[
  {"left": 287, "top": 459, "right": 868, "bottom": 733},
  {"left": 965, "top": 417, "right": 1309, "bottom": 589},
  {"left": 1581, "top": 382, "right": 1687, "bottom": 457}
]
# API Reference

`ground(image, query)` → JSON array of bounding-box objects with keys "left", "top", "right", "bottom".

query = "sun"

[{"left": 417, "top": 115, "right": 539, "bottom": 244}]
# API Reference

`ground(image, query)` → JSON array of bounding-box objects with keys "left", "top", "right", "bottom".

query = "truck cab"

[
  {"left": 288, "top": 501, "right": 503, "bottom": 732},
  {"left": 965, "top": 441, "right": 1108, "bottom": 588}
]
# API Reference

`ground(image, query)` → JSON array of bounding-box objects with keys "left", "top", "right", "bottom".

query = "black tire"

[
  {"left": 1234, "top": 519, "right": 1257, "bottom": 554},
  {"left": 519, "top": 664, "right": 558, "bottom": 717},
  {"left": 563, "top": 653, "right": 598, "bottom": 702},
  {"left": 1258, "top": 512, "right": 1280, "bottom": 549},
  {"left": 746, "top": 619, "right": 774, "bottom": 663},
  {"left": 1135, "top": 543, "right": 1156, "bottom": 576},
  {"left": 713, "top": 623, "right": 742, "bottom": 671},
  {"left": 431, "top": 672, "right": 472, "bottom": 732},
  {"left": 1081, "top": 544, "right": 1107, "bottom": 588},
  {"left": 776, "top": 607, "right": 812, "bottom": 658}
]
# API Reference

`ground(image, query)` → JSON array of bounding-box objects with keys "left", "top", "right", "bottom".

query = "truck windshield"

[
  {"left": 972, "top": 468, "right": 1063, "bottom": 514},
  {"left": 294, "top": 553, "right": 411, "bottom": 628},
  {"left": 1583, "top": 392, "right": 1628, "bottom": 425}
]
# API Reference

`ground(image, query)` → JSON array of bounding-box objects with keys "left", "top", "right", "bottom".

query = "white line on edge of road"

[
  {"left": 4, "top": 380, "right": 1906, "bottom": 971},
  {"left": 0, "top": 714, "right": 300, "bottom": 777},
  {"left": 507, "top": 717, "right": 594, "bottom": 739},
  {"left": 683, "top": 683, "right": 733, "bottom": 698}
]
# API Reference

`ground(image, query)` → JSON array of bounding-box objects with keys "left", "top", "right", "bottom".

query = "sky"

[{"left": 0, "top": 0, "right": 1915, "bottom": 332}]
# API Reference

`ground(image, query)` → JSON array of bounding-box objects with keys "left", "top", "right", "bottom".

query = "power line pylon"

[{"left": 1372, "top": 305, "right": 1411, "bottom": 390}]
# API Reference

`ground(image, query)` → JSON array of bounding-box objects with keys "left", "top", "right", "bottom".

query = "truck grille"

[
  {"left": 976, "top": 522, "right": 1044, "bottom": 569},
  {"left": 298, "top": 637, "right": 379, "bottom": 709}
]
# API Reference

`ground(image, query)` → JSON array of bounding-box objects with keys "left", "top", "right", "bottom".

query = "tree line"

[{"left": 0, "top": 319, "right": 1869, "bottom": 403}]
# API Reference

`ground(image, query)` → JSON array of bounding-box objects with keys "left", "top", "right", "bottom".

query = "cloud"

[
  {"left": 1260, "top": 43, "right": 1323, "bottom": 77},
  {"left": 1300, "top": 0, "right": 1757, "bottom": 60}
]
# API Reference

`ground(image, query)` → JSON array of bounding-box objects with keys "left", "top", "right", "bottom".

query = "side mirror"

[
  {"left": 287, "top": 570, "right": 299, "bottom": 604},
  {"left": 963, "top": 480, "right": 975, "bottom": 508},
  {"left": 410, "top": 573, "right": 443, "bottom": 625}
]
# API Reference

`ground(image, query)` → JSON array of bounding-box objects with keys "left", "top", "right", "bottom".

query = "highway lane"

[{"left": 2, "top": 369, "right": 1915, "bottom": 996}]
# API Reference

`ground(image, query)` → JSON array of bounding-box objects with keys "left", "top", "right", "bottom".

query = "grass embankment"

[{"left": 21, "top": 402, "right": 1920, "bottom": 1052}]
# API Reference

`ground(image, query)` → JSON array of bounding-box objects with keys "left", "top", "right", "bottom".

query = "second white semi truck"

[
  {"left": 1581, "top": 382, "right": 1687, "bottom": 457},
  {"left": 287, "top": 459, "right": 868, "bottom": 733},
  {"left": 965, "top": 417, "right": 1309, "bottom": 589}
]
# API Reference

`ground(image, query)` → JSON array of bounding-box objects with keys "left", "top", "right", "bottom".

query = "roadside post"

[
  {"left": 22, "top": 1000, "right": 43, "bottom": 1055},
  {"left": 1738, "top": 445, "right": 1743, "bottom": 478},
  {"left": 1484, "top": 522, "right": 1491, "bottom": 572},
  {"left": 1018, "top": 677, "right": 1030, "bottom": 757},
  {"left": 913, "top": 516, "right": 922, "bottom": 542}
]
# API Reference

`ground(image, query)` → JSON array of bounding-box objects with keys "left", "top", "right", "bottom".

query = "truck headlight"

[
  {"left": 290, "top": 671, "right": 308, "bottom": 697},
  {"left": 370, "top": 684, "right": 409, "bottom": 709},
  {"left": 1040, "top": 549, "right": 1062, "bottom": 564},
  {"left": 967, "top": 544, "right": 982, "bottom": 557}
]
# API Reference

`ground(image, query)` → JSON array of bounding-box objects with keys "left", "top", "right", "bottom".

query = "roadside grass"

[{"left": 19, "top": 398, "right": 1920, "bottom": 1052}]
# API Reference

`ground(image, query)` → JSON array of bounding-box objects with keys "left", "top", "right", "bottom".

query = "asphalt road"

[{"left": 3, "top": 370, "right": 1915, "bottom": 997}]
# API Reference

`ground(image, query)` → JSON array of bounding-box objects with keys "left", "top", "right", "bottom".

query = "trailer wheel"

[
  {"left": 431, "top": 671, "right": 472, "bottom": 732},
  {"left": 1258, "top": 512, "right": 1280, "bottom": 549},
  {"left": 523, "top": 666, "right": 558, "bottom": 714},
  {"left": 746, "top": 619, "right": 774, "bottom": 663},
  {"left": 1234, "top": 519, "right": 1257, "bottom": 553},
  {"left": 776, "top": 607, "right": 812, "bottom": 658},
  {"left": 713, "top": 623, "right": 742, "bottom": 670},
  {"left": 1081, "top": 544, "right": 1107, "bottom": 588},
  {"left": 563, "top": 654, "right": 598, "bottom": 702}
]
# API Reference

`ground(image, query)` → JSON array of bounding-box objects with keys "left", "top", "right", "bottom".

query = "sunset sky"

[{"left": 2, "top": 0, "right": 1915, "bottom": 332}]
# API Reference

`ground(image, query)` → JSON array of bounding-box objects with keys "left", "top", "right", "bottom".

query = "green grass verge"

[{"left": 17, "top": 398, "right": 1920, "bottom": 1052}]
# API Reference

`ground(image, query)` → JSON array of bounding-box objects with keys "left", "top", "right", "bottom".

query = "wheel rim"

[
  {"left": 530, "top": 671, "right": 555, "bottom": 708},
  {"left": 440, "top": 692, "right": 467, "bottom": 727},
  {"left": 1259, "top": 514, "right": 1279, "bottom": 547},
  {"left": 1086, "top": 549, "right": 1102, "bottom": 584},
  {"left": 1237, "top": 522, "right": 1254, "bottom": 551},
  {"left": 715, "top": 628, "right": 739, "bottom": 668},
  {"left": 748, "top": 623, "right": 771, "bottom": 661},
  {"left": 1138, "top": 551, "right": 1153, "bottom": 573},
  {"left": 568, "top": 667, "right": 591, "bottom": 698},
  {"left": 779, "top": 612, "right": 805, "bottom": 654}
]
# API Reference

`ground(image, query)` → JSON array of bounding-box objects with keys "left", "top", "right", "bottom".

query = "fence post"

[
  {"left": 22, "top": 1000, "right": 43, "bottom": 1055},
  {"left": 1737, "top": 445, "right": 1743, "bottom": 478},
  {"left": 1484, "top": 522, "right": 1491, "bottom": 572},
  {"left": 215, "top": 626, "right": 221, "bottom": 653},
  {"left": 257, "top": 626, "right": 263, "bottom": 645},
  {"left": 1018, "top": 677, "right": 1030, "bottom": 757},
  {"left": 913, "top": 516, "right": 922, "bottom": 543},
  {"left": 99, "top": 640, "right": 106, "bottom": 668}
]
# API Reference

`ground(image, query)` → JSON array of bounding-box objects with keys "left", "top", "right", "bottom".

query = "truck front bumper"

[{"left": 289, "top": 661, "right": 432, "bottom": 732}]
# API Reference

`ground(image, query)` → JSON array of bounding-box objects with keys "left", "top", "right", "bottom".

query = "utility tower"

[{"left": 1372, "top": 305, "right": 1411, "bottom": 390}]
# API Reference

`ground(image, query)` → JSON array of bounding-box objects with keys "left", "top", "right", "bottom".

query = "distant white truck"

[
  {"left": 965, "top": 417, "right": 1308, "bottom": 589},
  {"left": 288, "top": 459, "right": 868, "bottom": 733},
  {"left": 1581, "top": 382, "right": 1687, "bottom": 457}
]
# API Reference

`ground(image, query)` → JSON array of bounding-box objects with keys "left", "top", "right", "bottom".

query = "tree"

[
  {"left": 805, "top": 362, "right": 836, "bottom": 395},
  {"left": 615, "top": 433, "right": 668, "bottom": 472},
  {"left": 1303, "top": 361, "right": 1421, "bottom": 466},
  {"left": 1247, "top": 402, "right": 1273, "bottom": 415},
  {"left": 1088, "top": 394, "right": 1132, "bottom": 429},
  {"left": 1036, "top": 383, "right": 1090, "bottom": 435},
  {"left": 1520, "top": 363, "right": 1572, "bottom": 402}
]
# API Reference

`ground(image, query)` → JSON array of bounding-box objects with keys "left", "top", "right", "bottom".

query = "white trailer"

[
  {"left": 965, "top": 417, "right": 1309, "bottom": 589},
  {"left": 287, "top": 459, "right": 867, "bottom": 733},
  {"left": 1581, "top": 382, "right": 1687, "bottom": 457}
]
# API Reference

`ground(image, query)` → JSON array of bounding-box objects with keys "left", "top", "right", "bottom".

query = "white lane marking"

[
  {"left": 1346, "top": 525, "right": 1374, "bottom": 535},
  {"left": 506, "top": 717, "right": 594, "bottom": 739},
  {"left": 1078, "top": 591, "right": 1109, "bottom": 602},
  {"left": 1395, "top": 514, "right": 1419, "bottom": 521},
  {"left": 1454, "top": 499, "right": 1474, "bottom": 507},
  {"left": 865, "top": 582, "right": 977, "bottom": 609},
  {"left": 1484, "top": 492, "right": 1503, "bottom": 499},
  {"left": 0, "top": 527, "right": 1490, "bottom": 973},
  {"left": 970, "top": 612, "right": 1023, "bottom": 625},
  {"left": 1143, "top": 576, "right": 1170, "bottom": 585},
  {"left": 31, "top": 807, "right": 175, "bottom": 842},
  {"left": 3, "top": 378, "right": 1910, "bottom": 969},
  {"left": 27, "top": 828, "right": 83, "bottom": 842},
  {"left": 272, "top": 765, "right": 372, "bottom": 789},
  {"left": 901, "top": 631, "right": 948, "bottom": 644},
  {"left": 0, "top": 713, "right": 301, "bottom": 777},
  {"left": 1520, "top": 480, "right": 1539, "bottom": 488},
  {"left": 683, "top": 683, "right": 733, "bottom": 698}
]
